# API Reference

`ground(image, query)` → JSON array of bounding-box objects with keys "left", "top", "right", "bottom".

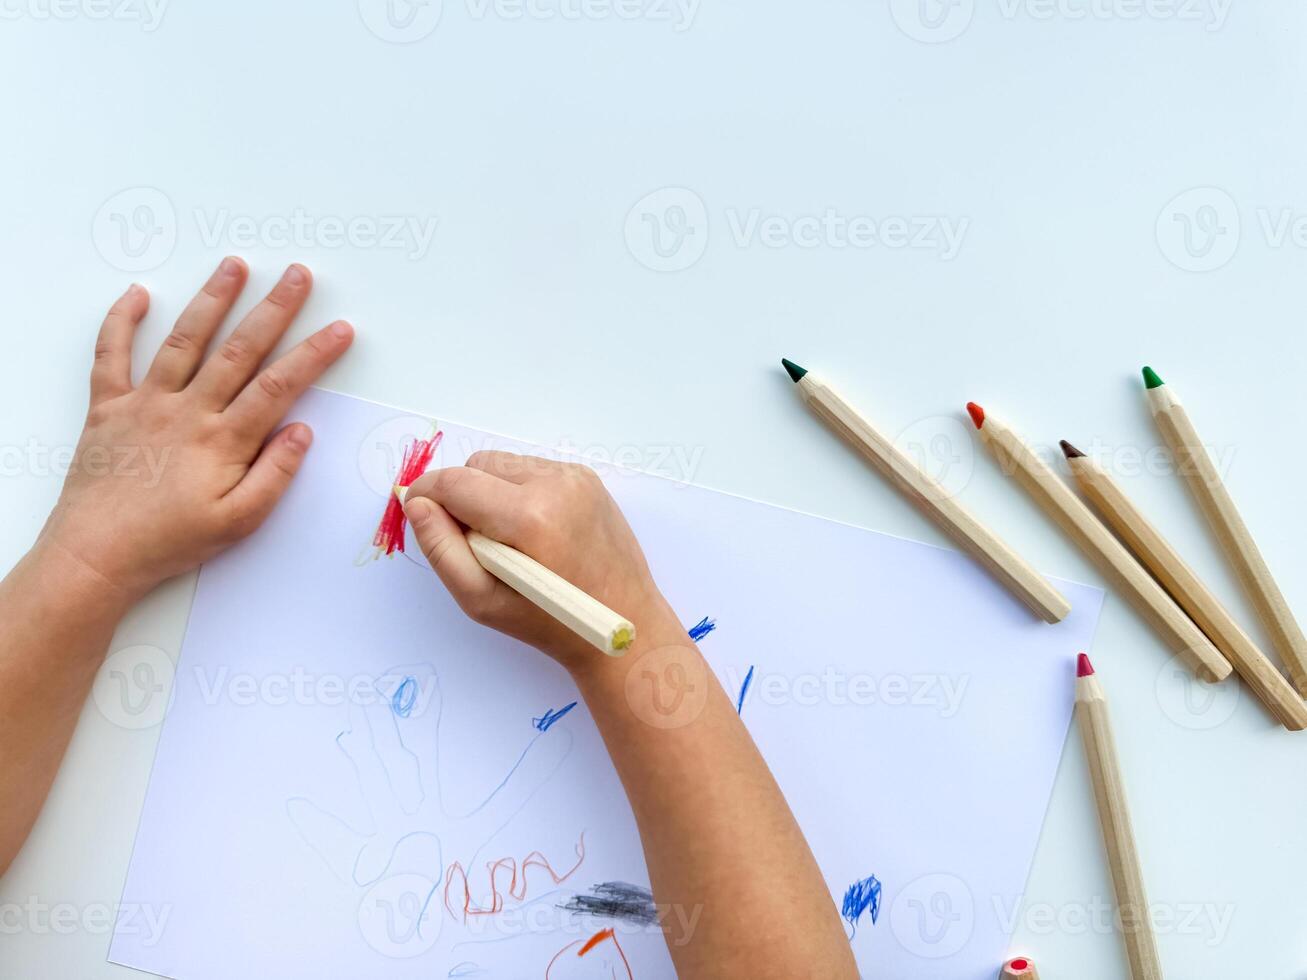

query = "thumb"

[{"left": 402, "top": 493, "right": 499, "bottom": 619}]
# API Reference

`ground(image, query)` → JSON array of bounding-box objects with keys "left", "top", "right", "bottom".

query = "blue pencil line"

[
  {"left": 533, "top": 701, "right": 579, "bottom": 733},
  {"left": 735, "top": 665, "right": 755, "bottom": 715},
  {"left": 687, "top": 617, "right": 717, "bottom": 642}
]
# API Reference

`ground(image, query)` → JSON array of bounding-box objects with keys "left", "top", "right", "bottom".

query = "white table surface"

[{"left": 2, "top": 3, "right": 1305, "bottom": 977}]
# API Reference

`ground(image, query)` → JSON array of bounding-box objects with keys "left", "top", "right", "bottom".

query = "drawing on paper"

[
  {"left": 534, "top": 701, "right": 579, "bottom": 733},
  {"left": 545, "top": 928, "right": 635, "bottom": 979},
  {"left": 287, "top": 662, "right": 583, "bottom": 962},
  {"left": 841, "top": 874, "right": 882, "bottom": 938},
  {"left": 372, "top": 432, "right": 444, "bottom": 557},
  {"left": 559, "top": 882, "right": 658, "bottom": 927}
]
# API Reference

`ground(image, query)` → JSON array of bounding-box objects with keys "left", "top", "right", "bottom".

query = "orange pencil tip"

[{"left": 966, "top": 402, "right": 985, "bottom": 429}]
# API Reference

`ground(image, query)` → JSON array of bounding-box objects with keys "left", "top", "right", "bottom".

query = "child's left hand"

[{"left": 37, "top": 258, "right": 354, "bottom": 605}]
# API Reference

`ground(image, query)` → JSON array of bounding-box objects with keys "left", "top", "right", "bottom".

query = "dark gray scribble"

[{"left": 560, "top": 881, "right": 658, "bottom": 926}]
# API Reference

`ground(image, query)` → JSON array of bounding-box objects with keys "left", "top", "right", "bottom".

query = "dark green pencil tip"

[
  {"left": 1142, "top": 365, "right": 1164, "bottom": 389},
  {"left": 781, "top": 358, "right": 808, "bottom": 383}
]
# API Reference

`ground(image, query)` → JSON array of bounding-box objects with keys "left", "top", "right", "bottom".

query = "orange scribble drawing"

[
  {"left": 545, "top": 927, "right": 635, "bottom": 979},
  {"left": 444, "top": 832, "right": 587, "bottom": 921}
]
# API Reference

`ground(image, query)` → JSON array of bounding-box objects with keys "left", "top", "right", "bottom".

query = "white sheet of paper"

[{"left": 109, "top": 388, "right": 1103, "bottom": 980}]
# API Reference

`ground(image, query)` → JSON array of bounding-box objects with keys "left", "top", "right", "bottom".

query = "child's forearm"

[
  {"left": 0, "top": 542, "right": 128, "bottom": 874},
  {"left": 572, "top": 611, "right": 858, "bottom": 980},
  {"left": 0, "top": 262, "right": 352, "bottom": 878},
  {"left": 404, "top": 457, "right": 860, "bottom": 977}
]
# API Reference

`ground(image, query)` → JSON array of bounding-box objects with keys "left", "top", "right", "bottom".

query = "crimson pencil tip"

[
  {"left": 966, "top": 402, "right": 985, "bottom": 430},
  {"left": 1077, "top": 653, "right": 1095, "bottom": 677}
]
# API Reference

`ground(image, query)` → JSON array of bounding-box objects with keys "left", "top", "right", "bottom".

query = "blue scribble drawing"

[
  {"left": 287, "top": 662, "right": 576, "bottom": 962},
  {"left": 687, "top": 617, "right": 717, "bottom": 643},
  {"left": 841, "top": 874, "right": 882, "bottom": 938},
  {"left": 735, "top": 665, "right": 755, "bottom": 716},
  {"left": 392, "top": 675, "right": 418, "bottom": 718},
  {"left": 533, "top": 701, "right": 579, "bottom": 733}
]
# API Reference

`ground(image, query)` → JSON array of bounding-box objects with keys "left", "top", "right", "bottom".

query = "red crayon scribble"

[
  {"left": 444, "top": 833, "right": 586, "bottom": 922},
  {"left": 545, "top": 927, "right": 634, "bottom": 979},
  {"left": 373, "top": 432, "right": 444, "bottom": 556}
]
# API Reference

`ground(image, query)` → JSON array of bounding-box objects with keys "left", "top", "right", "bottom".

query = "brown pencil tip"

[
  {"left": 1059, "top": 440, "right": 1085, "bottom": 459},
  {"left": 965, "top": 402, "right": 985, "bottom": 429}
]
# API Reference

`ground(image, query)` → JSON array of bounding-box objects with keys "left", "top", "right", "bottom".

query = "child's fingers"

[
  {"left": 402, "top": 495, "right": 502, "bottom": 622},
  {"left": 404, "top": 467, "right": 525, "bottom": 545},
  {"left": 221, "top": 424, "right": 313, "bottom": 537},
  {"left": 143, "top": 256, "right": 247, "bottom": 391},
  {"left": 90, "top": 283, "right": 149, "bottom": 404},
  {"left": 465, "top": 450, "right": 546, "bottom": 484},
  {"left": 222, "top": 320, "right": 355, "bottom": 443},
  {"left": 189, "top": 264, "right": 313, "bottom": 409}
]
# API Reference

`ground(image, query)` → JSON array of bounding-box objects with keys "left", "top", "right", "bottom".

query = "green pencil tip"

[
  {"left": 1142, "top": 365, "right": 1164, "bottom": 389},
  {"left": 781, "top": 358, "right": 808, "bottom": 383}
]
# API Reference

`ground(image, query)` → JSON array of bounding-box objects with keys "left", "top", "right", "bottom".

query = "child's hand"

[
  {"left": 402, "top": 454, "right": 688, "bottom": 671},
  {"left": 38, "top": 259, "right": 354, "bottom": 605}
]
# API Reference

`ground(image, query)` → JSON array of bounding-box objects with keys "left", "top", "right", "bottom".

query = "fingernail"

[
  {"left": 126, "top": 282, "right": 144, "bottom": 297},
  {"left": 329, "top": 320, "right": 353, "bottom": 339},
  {"left": 403, "top": 496, "right": 434, "bottom": 528},
  {"left": 219, "top": 256, "right": 242, "bottom": 277},
  {"left": 287, "top": 425, "right": 312, "bottom": 451},
  {"left": 284, "top": 264, "right": 308, "bottom": 286}
]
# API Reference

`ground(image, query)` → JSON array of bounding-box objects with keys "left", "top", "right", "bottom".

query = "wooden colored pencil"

[
  {"left": 967, "top": 404, "right": 1230, "bottom": 682},
  {"left": 1143, "top": 366, "right": 1307, "bottom": 697},
  {"left": 1076, "top": 654, "right": 1163, "bottom": 980},
  {"left": 1000, "top": 957, "right": 1041, "bottom": 980},
  {"left": 395, "top": 485, "right": 635, "bottom": 656},
  {"left": 781, "top": 359, "right": 1071, "bottom": 623},
  {"left": 1063, "top": 441, "right": 1307, "bottom": 731}
]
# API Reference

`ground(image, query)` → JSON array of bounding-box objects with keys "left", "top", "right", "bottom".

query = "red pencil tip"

[
  {"left": 966, "top": 402, "right": 985, "bottom": 429},
  {"left": 1077, "top": 653, "right": 1094, "bottom": 677}
]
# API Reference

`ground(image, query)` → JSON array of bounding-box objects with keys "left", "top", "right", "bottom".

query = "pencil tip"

[
  {"left": 781, "top": 358, "right": 808, "bottom": 383},
  {"left": 1059, "top": 440, "right": 1085, "bottom": 459},
  {"left": 1142, "top": 365, "right": 1165, "bottom": 389},
  {"left": 1077, "top": 653, "right": 1095, "bottom": 677},
  {"left": 965, "top": 402, "right": 985, "bottom": 430}
]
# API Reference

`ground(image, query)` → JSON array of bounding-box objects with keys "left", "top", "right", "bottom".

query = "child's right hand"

[{"left": 401, "top": 455, "right": 691, "bottom": 672}]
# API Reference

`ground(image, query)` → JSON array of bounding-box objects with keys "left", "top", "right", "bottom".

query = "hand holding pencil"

[{"left": 398, "top": 452, "right": 684, "bottom": 665}]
